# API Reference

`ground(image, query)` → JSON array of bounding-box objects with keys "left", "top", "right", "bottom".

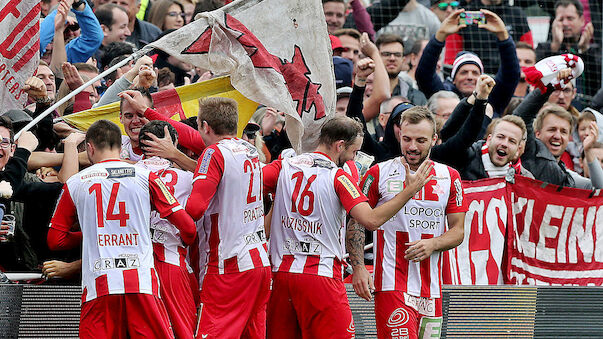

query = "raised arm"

[{"left": 359, "top": 33, "right": 390, "bottom": 122}]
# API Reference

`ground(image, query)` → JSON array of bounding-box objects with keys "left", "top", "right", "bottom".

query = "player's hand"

[
  {"left": 359, "top": 32, "right": 378, "bottom": 58},
  {"left": 402, "top": 158, "right": 434, "bottom": 195},
  {"left": 42, "top": 260, "right": 80, "bottom": 280},
  {"left": 578, "top": 22, "right": 594, "bottom": 53},
  {"left": 480, "top": 9, "right": 508, "bottom": 41},
  {"left": 355, "top": 57, "right": 375, "bottom": 85},
  {"left": 23, "top": 77, "right": 48, "bottom": 101},
  {"left": 16, "top": 131, "right": 39, "bottom": 152},
  {"left": 118, "top": 90, "right": 149, "bottom": 114},
  {"left": 475, "top": 74, "right": 495, "bottom": 100},
  {"left": 36, "top": 167, "right": 59, "bottom": 180},
  {"left": 404, "top": 238, "right": 437, "bottom": 262},
  {"left": 140, "top": 126, "right": 177, "bottom": 158},
  {"left": 352, "top": 265, "right": 374, "bottom": 301},
  {"left": 137, "top": 65, "right": 157, "bottom": 89},
  {"left": 435, "top": 9, "right": 466, "bottom": 42},
  {"left": 62, "top": 62, "right": 85, "bottom": 90}
]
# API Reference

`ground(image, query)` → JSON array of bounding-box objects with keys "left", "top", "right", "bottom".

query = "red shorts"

[
  {"left": 267, "top": 272, "right": 355, "bottom": 339},
  {"left": 155, "top": 260, "right": 197, "bottom": 339},
  {"left": 195, "top": 266, "right": 271, "bottom": 339},
  {"left": 79, "top": 293, "right": 173, "bottom": 339},
  {"left": 374, "top": 291, "right": 443, "bottom": 339}
]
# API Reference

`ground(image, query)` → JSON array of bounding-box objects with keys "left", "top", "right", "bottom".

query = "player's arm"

[
  {"left": 185, "top": 146, "right": 223, "bottom": 221},
  {"left": 149, "top": 172, "right": 196, "bottom": 245},
  {"left": 261, "top": 159, "right": 282, "bottom": 196},
  {"left": 350, "top": 159, "right": 434, "bottom": 231},
  {"left": 404, "top": 212, "right": 465, "bottom": 262},
  {"left": 346, "top": 218, "right": 374, "bottom": 301},
  {"left": 47, "top": 184, "right": 83, "bottom": 251}
]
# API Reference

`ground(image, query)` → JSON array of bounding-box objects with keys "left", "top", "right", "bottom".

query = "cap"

[
  {"left": 333, "top": 56, "right": 353, "bottom": 88},
  {"left": 451, "top": 51, "right": 484, "bottom": 80},
  {"left": 2, "top": 109, "right": 33, "bottom": 125},
  {"left": 336, "top": 86, "right": 353, "bottom": 98},
  {"left": 330, "top": 35, "right": 344, "bottom": 51}
]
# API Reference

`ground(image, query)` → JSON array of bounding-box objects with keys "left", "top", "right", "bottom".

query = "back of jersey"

[
  {"left": 136, "top": 157, "right": 193, "bottom": 268},
  {"left": 66, "top": 160, "right": 156, "bottom": 302},
  {"left": 200, "top": 138, "right": 269, "bottom": 274},
  {"left": 270, "top": 153, "right": 348, "bottom": 280}
]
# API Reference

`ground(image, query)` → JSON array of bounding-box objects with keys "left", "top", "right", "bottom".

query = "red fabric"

[
  {"left": 196, "top": 267, "right": 271, "bottom": 339},
  {"left": 144, "top": 107, "right": 206, "bottom": 155},
  {"left": 374, "top": 291, "right": 442, "bottom": 339},
  {"left": 48, "top": 185, "right": 82, "bottom": 250},
  {"left": 445, "top": 167, "right": 468, "bottom": 214},
  {"left": 394, "top": 231, "right": 409, "bottom": 292},
  {"left": 165, "top": 209, "right": 196, "bottom": 245},
  {"left": 524, "top": 65, "right": 547, "bottom": 93},
  {"left": 444, "top": 34, "right": 463, "bottom": 65},
  {"left": 122, "top": 269, "right": 140, "bottom": 294},
  {"left": 560, "top": 150, "right": 575, "bottom": 171},
  {"left": 73, "top": 91, "right": 93, "bottom": 113},
  {"left": 519, "top": 31, "right": 534, "bottom": 47},
  {"left": 333, "top": 169, "right": 369, "bottom": 213},
  {"left": 261, "top": 159, "right": 282, "bottom": 196},
  {"left": 79, "top": 294, "right": 174, "bottom": 339},
  {"left": 267, "top": 272, "right": 355, "bottom": 339},
  {"left": 155, "top": 260, "right": 197, "bottom": 339},
  {"left": 186, "top": 145, "right": 224, "bottom": 221},
  {"left": 361, "top": 164, "right": 381, "bottom": 207}
]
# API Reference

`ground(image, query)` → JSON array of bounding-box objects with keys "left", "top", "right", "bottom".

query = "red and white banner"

[
  {"left": 445, "top": 176, "right": 603, "bottom": 286},
  {"left": 0, "top": 0, "right": 40, "bottom": 109}
]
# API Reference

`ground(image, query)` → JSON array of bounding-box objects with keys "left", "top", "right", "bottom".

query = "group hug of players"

[{"left": 48, "top": 95, "right": 467, "bottom": 339}]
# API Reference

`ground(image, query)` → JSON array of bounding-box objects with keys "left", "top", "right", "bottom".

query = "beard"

[{"left": 403, "top": 148, "right": 430, "bottom": 169}]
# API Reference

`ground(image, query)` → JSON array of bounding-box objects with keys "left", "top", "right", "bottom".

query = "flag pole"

[{"left": 15, "top": 50, "right": 145, "bottom": 139}]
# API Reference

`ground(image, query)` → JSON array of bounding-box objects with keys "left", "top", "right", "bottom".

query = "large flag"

[
  {"left": 62, "top": 76, "right": 258, "bottom": 136},
  {"left": 142, "top": 0, "right": 334, "bottom": 152},
  {"left": 0, "top": 0, "right": 40, "bottom": 110}
]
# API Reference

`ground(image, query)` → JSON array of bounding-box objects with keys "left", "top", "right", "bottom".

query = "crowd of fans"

[{"left": 0, "top": 0, "right": 602, "bottom": 310}]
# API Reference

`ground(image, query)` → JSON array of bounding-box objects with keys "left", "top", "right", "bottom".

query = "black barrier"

[{"left": 2, "top": 284, "right": 603, "bottom": 338}]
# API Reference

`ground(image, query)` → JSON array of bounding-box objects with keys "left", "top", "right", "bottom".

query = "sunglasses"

[
  {"left": 167, "top": 11, "right": 186, "bottom": 19},
  {"left": 437, "top": 1, "right": 460, "bottom": 10}
]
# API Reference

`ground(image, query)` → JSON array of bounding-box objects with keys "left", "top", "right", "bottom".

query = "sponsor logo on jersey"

[
  {"left": 244, "top": 229, "right": 266, "bottom": 245},
  {"left": 387, "top": 179, "right": 404, "bottom": 193},
  {"left": 404, "top": 292, "right": 436, "bottom": 316},
  {"left": 313, "top": 158, "right": 335, "bottom": 169},
  {"left": 283, "top": 238, "right": 322, "bottom": 254},
  {"left": 387, "top": 307, "right": 409, "bottom": 327},
  {"left": 154, "top": 178, "right": 177, "bottom": 205},
  {"left": 453, "top": 178, "right": 463, "bottom": 207},
  {"left": 107, "top": 167, "right": 136, "bottom": 178},
  {"left": 81, "top": 170, "right": 109, "bottom": 180},
  {"left": 198, "top": 148, "right": 215, "bottom": 175},
  {"left": 418, "top": 317, "right": 442, "bottom": 338},
  {"left": 338, "top": 175, "right": 360, "bottom": 199},
  {"left": 93, "top": 254, "right": 140, "bottom": 271},
  {"left": 361, "top": 175, "right": 374, "bottom": 195}
]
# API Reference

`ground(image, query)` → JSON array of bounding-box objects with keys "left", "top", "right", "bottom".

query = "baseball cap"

[
  {"left": 333, "top": 56, "right": 353, "bottom": 88},
  {"left": 2, "top": 109, "right": 32, "bottom": 125},
  {"left": 336, "top": 86, "right": 353, "bottom": 98}
]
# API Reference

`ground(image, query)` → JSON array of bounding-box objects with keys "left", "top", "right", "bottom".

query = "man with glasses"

[
  {"left": 430, "top": 0, "right": 460, "bottom": 22},
  {"left": 376, "top": 34, "right": 427, "bottom": 106}
]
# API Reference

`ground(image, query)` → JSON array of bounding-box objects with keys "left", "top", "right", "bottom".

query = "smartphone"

[{"left": 459, "top": 11, "right": 486, "bottom": 25}]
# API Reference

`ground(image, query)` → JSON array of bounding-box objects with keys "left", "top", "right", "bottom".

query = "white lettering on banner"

[
  {"left": 510, "top": 257, "right": 603, "bottom": 280},
  {"left": 536, "top": 204, "right": 563, "bottom": 263},
  {"left": 513, "top": 196, "right": 535, "bottom": 259}
]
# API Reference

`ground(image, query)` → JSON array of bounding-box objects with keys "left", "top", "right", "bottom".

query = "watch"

[{"left": 72, "top": 0, "right": 86, "bottom": 9}]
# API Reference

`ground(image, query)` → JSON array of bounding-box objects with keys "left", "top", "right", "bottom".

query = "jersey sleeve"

[
  {"left": 185, "top": 145, "right": 224, "bottom": 221},
  {"left": 149, "top": 171, "right": 184, "bottom": 218},
  {"left": 261, "top": 159, "right": 282, "bottom": 196},
  {"left": 359, "top": 164, "right": 381, "bottom": 208},
  {"left": 343, "top": 160, "right": 360, "bottom": 184},
  {"left": 446, "top": 167, "right": 468, "bottom": 214},
  {"left": 144, "top": 107, "right": 206, "bottom": 155},
  {"left": 334, "top": 168, "right": 368, "bottom": 213},
  {"left": 48, "top": 184, "right": 82, "bottom": 250}
]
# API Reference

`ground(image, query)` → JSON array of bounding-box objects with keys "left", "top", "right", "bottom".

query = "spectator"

[
  {"left": 582, "top": 141, "right": 603, "bottom": 178},
  {"left": 104, "top": 55, "right": 135, "bottom": 88},
  {"left": 376, "top": 34, "right": 427, "bottom": 106},
  {"left": 430, "top": 0, "right": 460, "bottom": 22},
  {"left": 514, "top": 42, "right": 537, "bottom": 97},
  {"left": 39, "top": 0, "right": 104, "bottom": 64},
  {"left": 547, "top": 79, "right": 581, "bottom": 118},
  {"left": 427, "top": 90, "right": 460, "bottom": 126},
  {"left": 98, "top": 41, "right": 136, "bottom": 71},
  {"left": 94, "top": 4, "right": 132, "bottom": 65},
  {"left": 153, "top": 30, "right": 195, "bottom": 86},
  {"left": 513, "top": 70, "right": 603, "bottom": 188},
  {"left": 111, "top": 0, "right": 163, "bottom": 48},
  {"left": 157, "top": 67, "right": 176, "bottom": 91},
  {"left": 536, "top": 0, "right": 600, "bottom": 97},
  {"left": 399, "top": 39, "right": 428, "bottom": 89},
  {"left": 35, "top": 62, "right": 57, "bottom": 102},
  {"left": 148, "top": 0, "right": 186, "bottom": 31},
  {"left": 180, "top": 0, "right": 196, "bottom": 24},
  {"left": 333, "top": 56, "right": 354, "bottom": 88},
  {"left": 344, "top": 0, "right": 411, "bottom": 33},
  {"left": 445, "top": 0, "right": 533, "bottom": 74},
  {"left": 378, "top": 0, "right": 441, "bottom": 47},
  {"left": 416, "top": 9, "right": 519, "bottom": 119},
  {"left": 374, "top": 96, "right": 407, "bottom": 141},
  {"left": 323, "top": 0, "right": 346, "bottom": 34},
  {"left": 333, "top": 28, "right": 362, "bottom": 66},
  {"left": 336, "top": 87, "right": 353, "bottom": 116}
]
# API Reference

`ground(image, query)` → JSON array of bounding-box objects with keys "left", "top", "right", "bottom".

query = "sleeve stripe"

[
  {"left": 171, "top": 205, "right": 183, "bottom": 213},
  {"left": 193, "top": 175, "right": 207, "bottom": 183}
]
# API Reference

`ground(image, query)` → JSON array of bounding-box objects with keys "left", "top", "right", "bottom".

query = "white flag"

[
  {"left": 0, "top": 0, "right": 40, "bottom": 110},
  {"left": 145, "top": 0, "right": 334, "bottom": 152}
]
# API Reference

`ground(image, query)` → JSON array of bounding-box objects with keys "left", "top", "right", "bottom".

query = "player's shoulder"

[{"left": 433, "top": 161, "right": 461, "bottom": 179}]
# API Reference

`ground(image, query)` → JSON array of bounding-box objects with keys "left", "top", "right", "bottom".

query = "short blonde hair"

[
  {"left": 400, "top": 106, "right": 437, "bottom": 136},
  {"left": 534, "top": 103, "right": 575, "bottom": 132},
  {"left": 198, "top": 97, "right": 238, "bottom": 135}
]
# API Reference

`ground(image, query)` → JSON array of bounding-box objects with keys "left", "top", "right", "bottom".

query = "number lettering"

[
  {"left": 88, "top": 183, "right": 130, "bottom": 228},
  {"left": 244, "top": 159, "right": 259, "bottom": 204},
  {"left": 291, "top": 172, "right": 316, "bottom": 216}
]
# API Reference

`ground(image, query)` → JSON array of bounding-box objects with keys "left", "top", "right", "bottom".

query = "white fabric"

[
  {"left": 120, "top": 135, "right": 143, "bottom": 162},
  {"left": 146, "top": 0, "right": 334, "bottom": 153}
]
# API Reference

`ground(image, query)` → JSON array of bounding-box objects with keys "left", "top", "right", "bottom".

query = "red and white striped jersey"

[
  {"left": 136, "top": 156, "right": 193, "bottom": 268},
  {"left": 263, "top": 152, "right": 368, "bottom": 280},
  {"left": 186, "top": 138, "right": 270, "bottom": 282},
  {"left": 120, "top": 135, "right": 143, "bottom": 162},
  {"left": 50, "top": 160, "right": 184, "bottom": 302},
  {"left": 361, "top": 158, "right": 467, "bottom": 298}
]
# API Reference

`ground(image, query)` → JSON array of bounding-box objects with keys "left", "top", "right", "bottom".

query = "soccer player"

[
  {"left": 185, "top": 98, "right": 271, "bottom": 339},
  {"left": 358, "top": 106, "right": 466, "bottom": 339},
  {"left": 262, "top": 115, "right": 434, "bottom": 338},
  {"left": 136, "top": 120, "right": 197, "bottom": 339},
  {"left": 48, "top": 120, "right": 196, "bottom": 339}
]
